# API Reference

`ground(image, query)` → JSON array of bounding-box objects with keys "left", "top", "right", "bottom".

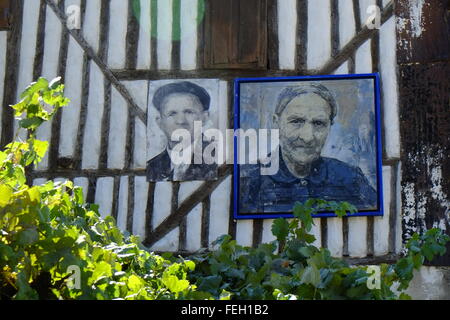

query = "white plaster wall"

[
  {"left": 338, "top": 0, "right": 356, "bottom": 49},
  {"left": 122, "top": 80, "right": 148, "bottom": 169},
  {"left": 209, "top": 176, "right": 232, "bottom": 246},
  {"left": 83, "top": 0, "right": 102, "bottom": 54},
  {"left": 236, "top": 220, "right": 253, "bottom": 247},
  {"left": 277, "top": 0, "right": 297, "bottom": 70},
  {"left": 108, "top": 0, "right": 128, "bottom": 69},
  {"left": 180, "top": 0, "right": 198, "bottom": 70},
  {"left": 81, "top": 63, "right": 104, "bottom": 169},
  {"left": 179, "top": 181, "right": 203, "bottom": 251},
  {"left": 380, "top": 17, "right": 400, "bottom": 159},
  {"left": 73, "top": 177, "right": 89, "bottom": 202},
  {"left": 307, "top": 0, "right": 331, "bottom": 70},
  {"left": 35, "top": 4, "right": 63, "bottom": 170},
  {"left": 151, "top": 182, "right": 179, "bottom": 251},
  {"left": 107, "top": 87, "right": 128, "bottom": 169},
  {"left": 59, "top": 0, "right": 84, "bottom": 159},
  {"left": 117, "top": 176, "right": 129, "bottom": 231},
  {"left": 405, "top": 267, "right": 450, "bottom": 300},
  {"left": 327, "top": 217, "right": 343, "bottom": 257},
  {"left": 157, "top": 0, "right": 173, "bottom": 70},
  {"left": 95, "top": 177, "right": 114, "bottom": 219},
  {"left": 15, "top": 0, "right": 41, "bottom": 141},
  {"left": 133, "top": 176, "right": 149, "bottom": 239},
  {"left": 374, "top": 166, "right": 391, "bottom": 255},
  {"left": 359, "top": 0, "right": 376, "bottom": 29},
  {"left": 137, "top": 0, "right": 153, "bottom": 70}
]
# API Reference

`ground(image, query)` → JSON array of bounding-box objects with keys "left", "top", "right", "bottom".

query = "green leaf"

[
  {"left": 32, "top": 140, "right": 49, "bottom": 158},
  {"left": 271, "top": 218, "right": 289, "bottom": 241},
  {"left": 0, "top": 185, "right": 13, "bottom": 206},
  {"left": 19, "top": 118, "right": 43, "bottom": 130},
  {"left": 17, "top": 229, "right": 39, "bottom": 245},
  {"left": 127, "top": 275, "right": 144, "bottom": 292},
  {"left": 91, "top": 261, "right": 113, "bottom": 283},
  {"left": 301, "top": 265, "right": 321, "bottom": 287},
  {"left": 162, "top": 274, "right": 190, "bottom": 293}
]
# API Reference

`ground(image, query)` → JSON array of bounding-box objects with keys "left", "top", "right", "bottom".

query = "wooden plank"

[
  {"left": 0, "top": 0, "right": 11, "bottom": 30},
  {"left": 144, "top": 165, "right": 232, "bottom": 247},
  {"left": 204, "top": 0, "right": 267, "bottom": 69},
  {"left": 398, "top": 62, "right": 450, "bottom": 265},
  {"left": 396, "top": 0, "right": 449, "bottom": 65}
]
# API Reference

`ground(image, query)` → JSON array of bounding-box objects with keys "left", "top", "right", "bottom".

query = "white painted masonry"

[{"left": 277, "top": 0, "right": 297, "bottom": 70}]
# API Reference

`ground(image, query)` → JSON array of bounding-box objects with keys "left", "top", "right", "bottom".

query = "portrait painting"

[
  {"left": 234, "top": 74, "right": 383, "bottom": 219},
  {"left": 146, "top": 79, "right": 221, "bottom": 182}
]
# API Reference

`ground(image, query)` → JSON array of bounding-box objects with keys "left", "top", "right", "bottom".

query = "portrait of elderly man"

[
  {"left": 146, "top": 81, "right": 218, "bottom": 182},
  {"left": 240, "top": 83, "right": 378, "bottom": 214}
]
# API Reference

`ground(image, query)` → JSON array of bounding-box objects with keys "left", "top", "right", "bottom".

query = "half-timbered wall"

[{"left": 0, "top": 0, "right": 430, "bottom": 264}]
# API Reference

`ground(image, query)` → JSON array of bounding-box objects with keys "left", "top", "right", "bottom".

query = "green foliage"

[
  {"left": 1, "top": 77, "right": 449, "bottom": 300},
  {"left": 188, "top": 201, "right": 449, "bottom": 300},
  {"left": 0, "top": 78, "right": 197, "bottom": 300}
]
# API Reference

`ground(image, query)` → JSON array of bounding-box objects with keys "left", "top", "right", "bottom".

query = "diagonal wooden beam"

[
  {"left": 143, "top": 165, "right": 233, "bottom": 247},
  {"left": 44, "top": 0, "right": 147, "bottom": 124},
  {"left": 315, "top": 0, "right": 394, "bottom": 75}
]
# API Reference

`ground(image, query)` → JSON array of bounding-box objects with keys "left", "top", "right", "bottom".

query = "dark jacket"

[
  {"left": 239, "top": 154, "right": 378, "bottom": 214},
  {"left": 146, "top": 149, "right": 218, "bottom": 182}
]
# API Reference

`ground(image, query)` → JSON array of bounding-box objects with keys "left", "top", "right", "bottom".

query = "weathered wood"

[
  {"left": 267, "top": 0, "right": 279, "bottom": 70},
  {"left": 113, "top": 68, "right": 314, "bottom": 81},
  {"left": 32, "top": 0, "right": 47, "bottom": 80},
  {"left": 0, "top": 0, "right": 11, "bottom": 30},
  {"left": 171, "top": 0, "right": 181, "bottom": 70},
  {"left": 145, "top": 182, "right": 156, "bottom": 238},
  {"left": 204, "top": 0, "right": 267, "bottom": 69},
  {"left": 352, "top": 0, "right": 361, "bottom": 32},
  {"left": 398, "top": 62, "right": 450, "bottom": 265},
  {"left": 73, "top": 55, "right": 91, "bottom": 170},
  {"left": 342, "top": 216, "right": 349, "bottom": 256},
  {"left": 99, "top": 80, "right": 112, "bottom": 170},
  {"left": 321, "top": 218, "right": 328, "bottom": 249},
  {"left": 111, "top": 175, "right": 120, "bottom": 221},
  {"left": 296, "top": 0, "right": 308, "bottom": 71},
  {"left": 125, "top": 0, "right": 140, "bottom": 70},
  {"left": 316, "top": 0, "right": 393, "bottom": 75},
  {"left": 201, "top": 196, "right": 211, "bottom": 248},
  {"left": 330, "top": 0, "right": 339, "bottom": 58},
  {"left": 0, "top": 0, "right": 23, "bottom": 149},
  {"left": 126, "top": 175, "right": 135, "bottom": 233},
  {"left": 252, "top": 219, "right": 264, "bottom": 248},
  {"left": 396, "top": 0, "right": 449, "bottom": 65},
  {"left": 44, "top": 0, "right": 146, "bottom": 124},
  {"left": 48, "top": 0, "right": 69, "bottom": 170},
  {"left": 143, "top": 165, "right": 233, "bottom": 247}
]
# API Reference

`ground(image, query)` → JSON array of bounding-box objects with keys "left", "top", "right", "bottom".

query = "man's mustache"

[{"left": 285, "top": 136, "right": 316, "bottom": 148}]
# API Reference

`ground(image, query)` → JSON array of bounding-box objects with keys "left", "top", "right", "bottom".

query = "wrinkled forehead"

[{"left": 280, "top": 93, "right": 332, "bottom": 118}]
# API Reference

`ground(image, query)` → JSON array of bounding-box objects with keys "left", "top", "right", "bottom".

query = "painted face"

[
  {"left": 275, "top": 93, "right": 332, "bottom": 166},
  {"left": 157, "top": 93, "right": 208, "bottom": 145}
]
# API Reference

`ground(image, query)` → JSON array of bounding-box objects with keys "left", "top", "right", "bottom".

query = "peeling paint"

[{"left": 408, "top": 0, "right": 426, "bottom": 38}]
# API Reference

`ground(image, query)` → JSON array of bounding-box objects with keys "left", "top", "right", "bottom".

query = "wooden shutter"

[
  {"left": 0, "top": 0, "right": 11, "bottom": 30},
  {"left": 204, "top": 0, "right": 267, "bottom": 69}
]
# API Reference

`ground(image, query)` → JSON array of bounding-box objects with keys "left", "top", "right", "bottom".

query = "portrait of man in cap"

[{"left": 146, "top": 80, "right": 218, "bottom": 182}]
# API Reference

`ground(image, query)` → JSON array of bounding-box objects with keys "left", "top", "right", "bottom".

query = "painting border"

[{"left": 233, "top": 73, "right": 384, "bottom": 220}]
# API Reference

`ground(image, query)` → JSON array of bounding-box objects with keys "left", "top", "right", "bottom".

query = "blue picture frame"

[{"left": 233, "top": 73, "right": 383, "bottom": 219}]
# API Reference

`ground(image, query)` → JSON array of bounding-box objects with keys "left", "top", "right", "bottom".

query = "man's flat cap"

[{"left": 153, "top": 81, "right": 211, "bottom": 111}]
